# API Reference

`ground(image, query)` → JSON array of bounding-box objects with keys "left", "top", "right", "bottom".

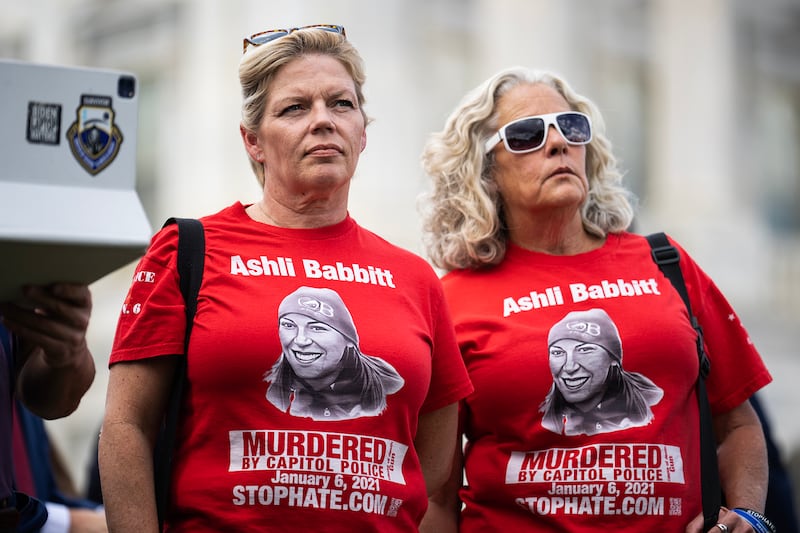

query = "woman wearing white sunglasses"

[{"left": 419, "top": 67, "right": 772, "bottom": 533}]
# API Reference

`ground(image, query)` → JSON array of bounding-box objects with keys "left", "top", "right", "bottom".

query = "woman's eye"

[
  {"left": 334, "top": 99, "right": 354, "bottom": 108},
  {"left": 281, "top": 103, "right": 304, "bottom": 114}
]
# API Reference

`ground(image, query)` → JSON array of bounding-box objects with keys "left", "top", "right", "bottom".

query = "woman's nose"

[
  {"left": 294, "top": 328, "right": 312, "bottom": 345},
  {"left": 545, "top": 124, "right": 568, "bottom": 155},
  {"left": 309, "top": 103, "right": 335, "bottom": 131},
  {"left": 562, "top": 352, "right": 580, "bottom": 372}
]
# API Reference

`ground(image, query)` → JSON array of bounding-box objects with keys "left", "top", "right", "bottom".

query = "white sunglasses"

[{"left": 485, "top": 111, "right": 592, "bottom": 154}]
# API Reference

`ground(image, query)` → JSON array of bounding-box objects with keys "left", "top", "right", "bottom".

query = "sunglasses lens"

[
  {"left": 505, "top": 118, "right": 545, "bottom": 152},
  {"left": 312, "top": 24, "right": 346, "bottom": 35},
  {"left": 251, "top": 30, "right": 289, "bottom": 46},
  {"left": 556, "top": 113, "right": 591, "bottom": 144}
]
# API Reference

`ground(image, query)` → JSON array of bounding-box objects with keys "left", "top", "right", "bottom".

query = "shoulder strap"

[
  {"left": 172, "top": 218, "right": 205, "bottom": 346},
  {"left": 154, "top": 217, "right": 204, "bottom": 530},
  {"left": 646, "top": 233, "right": 710, "bottom": 376},
  {"left": 646, "top": 232, "right": 720, "bottom": 530}
]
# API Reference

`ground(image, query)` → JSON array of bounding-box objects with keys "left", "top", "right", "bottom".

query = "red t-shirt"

[
  {"left": 110, "top": 203, "right": 473, "bottom": 532},
  {"left": 442, "top": 232, "right": 771, "bottom": 532}
]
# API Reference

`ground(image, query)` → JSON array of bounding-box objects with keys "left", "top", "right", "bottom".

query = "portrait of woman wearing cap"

[
  {"left": 267, "top": 286, "right": 404, "bottom": 420},
  {"left": 540, "top": 308, "right": 663, "bottom": 436}
]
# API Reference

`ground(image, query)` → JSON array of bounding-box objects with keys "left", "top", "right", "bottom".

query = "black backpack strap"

[
  {"left": 154, "top": 217, "right": 204, "bottom": 530},
  {"left": 647, "top": 233, "right": 710, "bottom": 378},
  {"left": 646, "top": 232, "right": 720, "bottom": 530}
]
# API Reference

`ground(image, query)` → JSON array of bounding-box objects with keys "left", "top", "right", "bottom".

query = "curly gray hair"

[{"left": 420, "top": 67, "right": 635, "bottom": 271}]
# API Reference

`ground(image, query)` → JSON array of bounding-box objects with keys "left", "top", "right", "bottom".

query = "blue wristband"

[{"left": 732, "top": 508, "right": 776, "bottom": 533}]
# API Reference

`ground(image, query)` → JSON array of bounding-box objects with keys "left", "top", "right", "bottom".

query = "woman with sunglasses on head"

[
  {"left": 418, "top": 67, "right": 772, "bottom": 533},
  {"left": 99, "top": 26, "right": 472, "bottom": 533}
]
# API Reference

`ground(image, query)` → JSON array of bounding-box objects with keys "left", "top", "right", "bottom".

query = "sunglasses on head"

[
  {"left": 243, "top": 24, "right": 346, "bottom": 53},
  {"left": 484, "top": 111, "right": 592, "bottom": 154}
]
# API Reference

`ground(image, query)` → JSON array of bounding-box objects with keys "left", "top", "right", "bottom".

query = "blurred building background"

[{"left": 2, "top": 0, "right": 799, "bottom": 509}]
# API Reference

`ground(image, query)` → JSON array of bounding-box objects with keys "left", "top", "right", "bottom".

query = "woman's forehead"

[
  {"left": 268, "top": 55, "right": 354, "bottom": 93},
  {"left": 497, "top": 83, "right": 569, "bottom": 121}
]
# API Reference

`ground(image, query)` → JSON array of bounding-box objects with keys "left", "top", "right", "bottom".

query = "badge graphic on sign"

[{"left": 66, "top": 94, "right": 124, "bottom": 175}]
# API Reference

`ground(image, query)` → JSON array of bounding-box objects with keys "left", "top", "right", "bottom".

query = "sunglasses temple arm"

[{"left": 484, "top": 132, "right": 502, "bottom": 154}]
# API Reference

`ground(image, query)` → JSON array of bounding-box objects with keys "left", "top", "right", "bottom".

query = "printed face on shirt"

[
  {"left": 548, "top": 339, "right": 615, "bottom": 410},
  {"left": 279, "top": 312, "right": 349, "bottom": 387}
]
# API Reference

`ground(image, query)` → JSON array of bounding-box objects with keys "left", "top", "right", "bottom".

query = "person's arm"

[
  {"left": 685, "top": 399, "right": 768, "bottom": 532},
  {"left": 99, "top": 355, "right": 177, "bottom": 533},
  {"left": 419, "top": 433, "right": 462, "bottom": 533},
  {"left": 415, "top": 402, "right": 460, "bottom": 533},
  {"left": 0, "top": 283, "right": 95, "bottom": 419}
]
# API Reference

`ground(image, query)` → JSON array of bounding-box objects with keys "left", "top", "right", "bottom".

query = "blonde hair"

[
  {"left": 239, "top": 29, "right": 368, "bottom": 186},
  {"left": 420, "top": 67, "right": 635, "bottom": 271}
]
